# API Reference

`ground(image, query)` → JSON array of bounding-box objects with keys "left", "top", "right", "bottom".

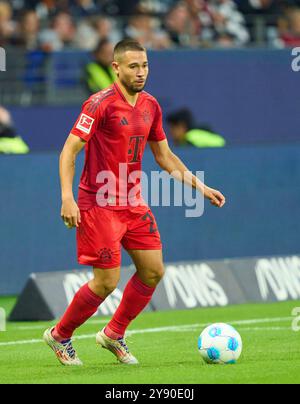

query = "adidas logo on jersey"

[{"left": 120, "top": 117, "right": 129, "bottom": 126}]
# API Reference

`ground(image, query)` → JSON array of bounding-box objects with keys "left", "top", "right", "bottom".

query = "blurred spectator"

[
  {"left": 138, "top": 0, "right": 178, "bottom": 14},
  {"left": 39, "top": 11, "right": 76, "bottom": 51},
  {"left": 0, "top": 0, "right": 298, "bottom": 50},
  {"left": 71, "top": 0, "right": 101, "bottom": 18},
  {"left": 75, "top": 16, "right": 121, "bottom": 51},
  {"left": 166, "top": 0, "right": 249, "bottom": 48},
  {"left": 74, "top": 18, "right": 99, "bottom": 50},
  {"left": 185, "top": 0, "right": 205, "bottom": 44},
  {"left": 0, "top": 106, "right": 29, "bottom": 154},
  {"left": 0, "top": 1, "right": 15, "bottom": 47},
  {"left": 103, "top": 0, "right": 141, "bottom": 16},
  {"left": 52, "top": 11, "right": 76, "bottom": 46},
  {"left": 125, "top": 12, "right": 172, "bottom": 49},
  {"left": 84, "top": 39, "right": 115, "bottom": 94},
  {"left": 235, "top": 0, "right": 281, "bottom": 16},
  {"left": 35, "top": 0, "right": 71, "bottom": 21},
  {"left": 93, "top": 16, "right": 121, "bottom": 44},
  {"left": 167, "top": 108, "right": 226, "bottom": 148},
  {"left": 235, "top": 0, "right": 283, "bottom": 45},
  {"left": 280, "top": 7, "right": 300, "bottom": 46},
  {"left": 208, "top": 0, "right": 250, "bottom": 47},
  {"left": 13, "top": 10, "right": 40, "bottom": 50},
  {"left": 165, "top": 2, "right": 200, "bottom": 47}
]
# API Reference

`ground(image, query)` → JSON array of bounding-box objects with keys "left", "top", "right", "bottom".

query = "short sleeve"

[
  {"left": 148, "top": 101, "right": 167, "bottom": 142},
  {"left": 71, "top": 98, "right": 102, "bottom": 142}
]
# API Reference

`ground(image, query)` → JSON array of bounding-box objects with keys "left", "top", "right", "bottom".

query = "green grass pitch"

[{"left": 0, "top": 297, "right": 300, "bottom": 384}]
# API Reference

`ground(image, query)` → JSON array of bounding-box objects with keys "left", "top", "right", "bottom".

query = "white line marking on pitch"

[
  {"left": 9, "top": 316, "right": 293, "bottom": 332},
  {"left": 0, "top": 317, "right": 294, "bottom": 347}
]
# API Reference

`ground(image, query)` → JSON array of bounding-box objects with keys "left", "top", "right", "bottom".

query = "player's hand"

[
  {"left": 61, "top": 197, "right": 81, "bottom": 228},
  {"left": 203, "top": 186, "right": 226, "bottom": 208}
]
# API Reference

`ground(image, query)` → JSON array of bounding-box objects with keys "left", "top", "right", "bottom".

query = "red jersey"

[{"left": 71, "top": 83, "right": 167, "bottom": 210}]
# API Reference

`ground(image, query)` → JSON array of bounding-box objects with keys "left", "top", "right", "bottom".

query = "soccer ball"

[{"left": 198, "top": 323, "right": 242, "bottom": 365}]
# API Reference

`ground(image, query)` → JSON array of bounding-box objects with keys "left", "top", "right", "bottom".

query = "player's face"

[{"left": 113, "top": 51, "right": 149, "bottom": 94}]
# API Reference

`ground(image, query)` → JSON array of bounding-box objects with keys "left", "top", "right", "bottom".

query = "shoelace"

[
  {"left": 118, "top": 338, "right": 130, "bottom": 354},
  {"left": 62, "top": 340, "right": 76, "bottom": 359}
]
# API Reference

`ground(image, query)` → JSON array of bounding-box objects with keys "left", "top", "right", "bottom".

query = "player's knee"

[
  {"left": 155, "top": 265, "right": 165, "bottom": 283},
  {"left": 92, "top": 278, "right": 119, "bottom": 297},
  {"left": 102, "top": 282, "right": 118, "bottom": 296},
  {"left": 146, "top": 264, "right": 165, "bottom": 286},
  {"left": 103, "top": 277, "right": 120, "bottom": 295}
]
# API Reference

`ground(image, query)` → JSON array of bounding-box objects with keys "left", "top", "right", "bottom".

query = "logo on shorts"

[
  {"left": 98, "top": 248, "right": 113, "bottom": 264},
  {"left": 76, "top": 114, "right": 95, "bottom": 134}
]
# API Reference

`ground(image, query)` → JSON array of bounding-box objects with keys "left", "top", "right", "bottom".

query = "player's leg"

[
  {"left": 96, "top": 249, "right": 164, "bottom": 364},
  {"left": 96, "top": 206, "right": 164, "bottom": 364},
  {"left": 44, "top": 205, "right": 124, "bottom": 366},
  {"left": 54, "top": 266, "right": 120, "bottom": 340},
  {"left": 44, "top": 266, "right": 120, "bottom": 366},
  {"left": 105, "top": 207, "right": 164, "bottom": 337},
  {"left": 106, "top": 249, "right": 164, "bottom": 337},
  {"left": 129, "top": 249, "right": 165, "bottom": 287}
]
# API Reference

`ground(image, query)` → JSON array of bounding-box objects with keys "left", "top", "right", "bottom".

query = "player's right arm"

[
  {"left": 59, "top": 134, "right": 86, "bottom": 228},
  {"left": 60, "top": 94, "right": 103, "bottom": 228}
]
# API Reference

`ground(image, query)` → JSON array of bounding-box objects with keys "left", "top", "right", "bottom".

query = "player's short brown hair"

[{"left": 114, "top": 39, "right": 146, "bottom": 61}]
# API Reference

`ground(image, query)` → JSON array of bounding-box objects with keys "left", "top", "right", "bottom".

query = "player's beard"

[{"left": 121, "top": 78, "right": 146, "bottom": 94}]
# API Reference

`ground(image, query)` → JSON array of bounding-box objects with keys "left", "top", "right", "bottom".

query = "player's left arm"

[{"left": 149, "top": 139, "right": 226, "bottom": 208}]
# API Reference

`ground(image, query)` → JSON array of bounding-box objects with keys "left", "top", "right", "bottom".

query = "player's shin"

[
  {"left": 53, "top": 283, "right": 105, "bottom": 341},
  {"left": 104, "top": 273, "right": 156, "bottom": 339}
]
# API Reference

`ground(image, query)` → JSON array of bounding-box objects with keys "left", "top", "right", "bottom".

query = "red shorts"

[{"left": 77, "top": 205, "right": 162, "bottom": 269}]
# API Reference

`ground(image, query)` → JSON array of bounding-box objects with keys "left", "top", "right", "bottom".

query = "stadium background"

[{"left": 0, "top": 0, "right": 300, "bottom": 385}]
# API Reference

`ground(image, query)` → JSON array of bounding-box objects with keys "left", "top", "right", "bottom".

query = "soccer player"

[{"left": 44, "top": 39, "right": 226, "bottom": 366}]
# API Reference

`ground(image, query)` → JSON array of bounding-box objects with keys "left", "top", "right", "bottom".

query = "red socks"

[
  {"left": 105, "top": 273, "right": 156, "bottom": 339},
  {"left": 54, "top": 283, "right": 104, "bottom": 340},
  {"left": 53, "top": 274, "right": 156, "bottom": 342}
]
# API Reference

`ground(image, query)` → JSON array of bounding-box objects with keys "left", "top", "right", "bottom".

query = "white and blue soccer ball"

[{"left": 198, "top": 323, "right": 242, "bottom": 365}]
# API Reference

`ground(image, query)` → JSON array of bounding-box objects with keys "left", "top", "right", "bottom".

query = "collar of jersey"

[{"left": 114, "top": 83, "right": 141, "bottom": 108}]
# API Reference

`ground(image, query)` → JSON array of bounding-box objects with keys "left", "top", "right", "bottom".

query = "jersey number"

[{"left": 142, "top": 212, "right": 158, "bottom": 234}]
